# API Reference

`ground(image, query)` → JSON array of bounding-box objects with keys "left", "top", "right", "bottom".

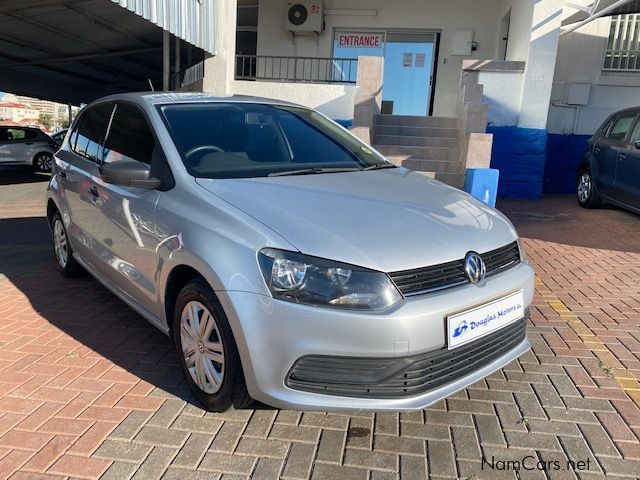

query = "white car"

[{"left": 0, "top": 126, "right": 57, "bottom": 172}]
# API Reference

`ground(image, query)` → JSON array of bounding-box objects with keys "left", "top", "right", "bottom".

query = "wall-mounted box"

[
  {"left": 451, "top": 30, "right": 474, "bottom": 56},
  {"left": 567, "top": 83, "right": 591, "bottom": 106}
]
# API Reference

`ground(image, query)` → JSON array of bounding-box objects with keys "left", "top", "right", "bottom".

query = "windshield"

[{"left": 158, "top": 103, "right": 391, "bottom": 178}]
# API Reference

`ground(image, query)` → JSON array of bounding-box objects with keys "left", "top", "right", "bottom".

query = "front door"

[
  {"left": 382, "top": 32, "right": 437, "bottom": 116},
  {"left": 593, "top": 112, "right": 636, "bottom": 197},
  {"left": 333, "top": 30, "right": 438, "bottom": 116},
  {"left": 92, "top": 102, "right": 163, "bottom": 316},
  {"left": 1, "top": 128, "right": 35, "bottom": 164},
  {"left": 616, "top": 117, "right": 640, "bottom": 210}
]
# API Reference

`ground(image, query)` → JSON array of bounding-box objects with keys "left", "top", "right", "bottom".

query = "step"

[
  {"left": 374, "top": 144, "right": 459, "bottom": 161},
  {"left": 375, "top": 114, "right": 458, "bottom": 128},
  {"left": 373, "top": 134, "right": 459, "bottom": 149},
  {"left": 384, "top": 155, "right": 462, "bottom": 174},
  {"left": 435, "top": 172, "right": 465, "bottom": 189},
  {"left": 375, "top": 124, "right": 459, "bottom": 138}
]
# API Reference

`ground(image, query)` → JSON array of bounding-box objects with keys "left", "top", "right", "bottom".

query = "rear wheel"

[
  {"left": 51, "top": 211, "right": 82, "bottom": 277},
  {"left": 577, "top": 168, "right": 601, "bottom": 209},
  {"left": 173, "top": 278, "right": 251, "bottom": 411},
  {"left": 33, "top": 152, "right": 53, "bottom": 172}
]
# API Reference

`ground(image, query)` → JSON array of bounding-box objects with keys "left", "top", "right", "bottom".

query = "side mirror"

[
  {"left": 99, "top": 160, "right": 161, "bottom": 189},
  {"left": 635, "top": 140, "right": 640, "bottom": 150}
]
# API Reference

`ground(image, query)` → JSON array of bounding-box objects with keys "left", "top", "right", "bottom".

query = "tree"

[{"left": 39, "top": 113, "right": 54, "bottom": 130}]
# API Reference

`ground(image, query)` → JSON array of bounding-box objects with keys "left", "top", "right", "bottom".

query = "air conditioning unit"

[{"left": 286, "top": 1, "right": 323, "bottom": 33}]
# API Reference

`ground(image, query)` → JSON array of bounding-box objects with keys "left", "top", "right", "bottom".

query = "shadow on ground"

[{"left": 498, "top": 195, "right": 640, "bottom": 253}]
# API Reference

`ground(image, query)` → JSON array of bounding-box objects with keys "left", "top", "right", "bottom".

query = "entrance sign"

[{"left": 337, "top": 33, "right": 383, "bottom": 48}]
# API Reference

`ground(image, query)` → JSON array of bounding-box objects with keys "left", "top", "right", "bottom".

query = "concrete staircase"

[{"left": 372, "top": 114, "right": 465, "bottom": 188}]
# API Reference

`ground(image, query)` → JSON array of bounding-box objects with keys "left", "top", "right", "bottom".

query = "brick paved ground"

[{"left": 0, "top": 167, "right": 639, "bottom": 479}]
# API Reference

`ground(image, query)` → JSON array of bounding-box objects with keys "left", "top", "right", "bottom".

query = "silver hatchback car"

[
  {"left": 0, "top": 126, "right": 56, "bottom": 172},
  {"left": 46, "top": 93, "right": 535, "bottom": 412}
]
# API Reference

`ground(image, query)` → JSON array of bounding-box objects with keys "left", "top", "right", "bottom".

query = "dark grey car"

[{"left": 578, "top": 107, "right": 640, "bottom": 213}]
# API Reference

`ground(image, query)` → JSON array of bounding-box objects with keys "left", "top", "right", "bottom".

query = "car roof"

[{"left": 90, "top": 92, "right": 304, "bottom": 109}]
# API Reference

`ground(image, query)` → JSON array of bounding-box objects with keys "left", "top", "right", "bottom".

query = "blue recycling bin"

[{"left": 464, "top": 168, "right": 499, "bottom": 207}]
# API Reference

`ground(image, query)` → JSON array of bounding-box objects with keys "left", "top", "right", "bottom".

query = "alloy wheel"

[
  {"left": 577, "top": 172, "right": 591, "bottom": 203},
  {"left": 37, "top": 153, "right": 53, "bottom": 172},
  {"left": 53, "top": 219, "right": 68, "bottom": 268},
  {"left": 180, "top": 301, "right": 225, "bottom": 394}
]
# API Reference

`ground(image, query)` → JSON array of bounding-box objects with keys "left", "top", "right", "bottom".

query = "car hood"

[{"left": 196, "top": 168, "right": 519, "bottom": 272}]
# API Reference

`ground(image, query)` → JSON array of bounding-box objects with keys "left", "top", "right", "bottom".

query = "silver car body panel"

[
  {"left": 46, "top": 92, "right": 535, "bottom": 411},
  {"left": 0, "top": 127, "right": 55, "bottom": 165}
]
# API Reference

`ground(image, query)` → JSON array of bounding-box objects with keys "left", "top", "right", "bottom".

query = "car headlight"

[{"left": 258, "top": 248, "right": 402, "bottom": 310}]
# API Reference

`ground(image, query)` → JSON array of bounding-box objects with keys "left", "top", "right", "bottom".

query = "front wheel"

[
  {"left": 173, "top": 278, "right": 251, "bottom": 411},
  {"left": 577, "top": 169, "right": 601, "bottom": 209},
  {"left": 33, "top": 152, "right": 53, "bottom": 172}
]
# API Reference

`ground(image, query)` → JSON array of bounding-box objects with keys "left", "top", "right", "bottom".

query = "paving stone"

[
  {"left": 171, "top": 432, "right": 214, "bottom": 468},
  {"left": 399, "top": 455, "right": 427, "bottom": 480},
  {"left": 451, "top": 426, "right": 482, "bottom": 461},
  {"left": 269, "top": 424, "right": 321, "bottom": 444},
  {"left": 109, "top": 411, "right": 154, "bottom": 441},
  {"left": 504, "top": 431, "right": 562, "bottom": 452},
  {"left": 146, "top": 400, "right": 185, "bottom": 428},
  {"left": 316, "top": 429, "right": 346, "bottom": 463},
  {"left": 243, "top": 410, "right": 277, "bottom": 438},
  {"left": 162, "top": 468, "right": 222, "bottom": 480},
  {"left": 132, "top": 446, "right": 178, "bottom": 480},
  {"left": 209, "top": 422, "right": 246, "bottom": 453},
  {"left": 100, "top": 460, "right": 139, "bottom": 480},
  {"left": 171, "top": 415, "right": 223, "bottom": 435},
  {"left": 93, "top": 439, "right": 152, "bottom": 463},
  {"left": 282, "top": 443, "right": 316, "bottom": 479},
  {"left": 475, "top": 414, "right": 506, "bottom": 447},
  {"left": 343, "top": 448, "right": 397, "bottom": 471},
  {"left": 134, "top": 426, "right": 189, "bottom": 449},
  {"left": 250, "top": 457, "right": 283, "bottom": 480},
  {"left": 199, "top": 452, "right": 256, "bottom": 475},
  {"left": 374, "top": 435, "right": 424, "bottom": 456},
  {"left": 234, "top": 437, "right": 289, "bottom": 458},
  {"left": 427, "top": 441, "right": 456, "bottom": 478},
  {"left": 310, "top": 463, "right": 368, "bottom": 480}
]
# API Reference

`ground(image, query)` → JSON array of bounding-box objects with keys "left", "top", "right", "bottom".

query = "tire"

[
  {"left": 51, "top": 211, "right": 83, "bottom": 277},
  {"left": 173, "top": 278, "right": 251, "bottom": 411},
  {"left": 33, "top": 152, "right": 53, "bottom": 172},
  {"left": 577, "top": 168, "right": 601, "bottom": 209}
]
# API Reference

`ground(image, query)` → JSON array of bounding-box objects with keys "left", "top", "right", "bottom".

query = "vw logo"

[{"left": 464, "top": 251, "right": 486, "bottom": 285}]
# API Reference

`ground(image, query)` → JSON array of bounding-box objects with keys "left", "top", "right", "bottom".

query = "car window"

[
  {"left": 5, "top": 128, "right": 37, "bottom": 141},
  {"left": 606, "top": 114, "right": 636, "bottom": 141},
  {"left": 103, "top": 103, "right": 155, "bottom": 165},
  {"left": 629, "top": 119, "right": 640, "bottom": 145},
  {"left": 158, "top": 103, "right": 388, "bottom": 179},
  {"left": 71, "top": 103, "right": 114, "bottom": 163}
]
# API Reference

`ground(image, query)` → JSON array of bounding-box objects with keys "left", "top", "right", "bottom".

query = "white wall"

[
  {"left": 548, "top": 14, "right": 640, "bottom": 135},
  {"left": 499, "top": 0, "right": 535, "bottom": 61},
  {"left": 233, "top": 80, "right": 357, "bottom": 120},
  {"left": 255, "top": 0, "right": 506, "bottom": 117},
  {"left": 479, "top": 70, "right": 523, "bottom": 126}
]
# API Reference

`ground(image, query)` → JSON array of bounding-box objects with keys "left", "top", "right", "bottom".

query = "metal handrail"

[
  {"left": 235, "top": 55, "right": 358, "bottom": 84},
  {"left": 171, "top": 61, "right": 205, "bottom": 88}
]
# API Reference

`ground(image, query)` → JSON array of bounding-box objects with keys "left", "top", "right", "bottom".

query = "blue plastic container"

[{"left": 464, "top": 168, "right": 499, "bottom": 207}]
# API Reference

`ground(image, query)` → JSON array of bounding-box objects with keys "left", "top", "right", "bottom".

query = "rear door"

[
  {"left": 3, "top": 128, "right": 38, "bottom": 164},
  {"left": 56, "top": 102, "right": 115, "bottom": 268},
  {"left": 592, "top": 112, "right": 637, "bottom": 197},
  {"left": 615, "top": 117, "right": 640, "bottom": 210}
]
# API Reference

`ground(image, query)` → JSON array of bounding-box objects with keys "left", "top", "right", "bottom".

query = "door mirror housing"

[
  {"left": 635, "top": 140, "right": 640, "bottom": 150},
  {"left": 99, "top": 160, "right": 161, "bottom": 189}
]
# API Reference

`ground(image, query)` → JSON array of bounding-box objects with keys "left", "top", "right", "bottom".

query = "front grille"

[
  {"left": 286, "top": 315, "right": 528, "bottom": 398},
  {"left": 389, "top": 242, "right": 521, "bottom": 296}
]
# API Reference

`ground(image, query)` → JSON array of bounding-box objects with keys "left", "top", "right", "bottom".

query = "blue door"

[{"left": 382, "top": 32, "right": 436, "bottom": 116}]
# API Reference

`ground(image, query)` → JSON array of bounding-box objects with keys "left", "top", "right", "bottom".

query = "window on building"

[{"left": 604, "top": 14, "right": 640, "bottom": 71}]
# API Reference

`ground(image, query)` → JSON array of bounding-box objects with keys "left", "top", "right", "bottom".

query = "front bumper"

[{"left": 221, "top": 261, "right": 535, "bottom": 411}]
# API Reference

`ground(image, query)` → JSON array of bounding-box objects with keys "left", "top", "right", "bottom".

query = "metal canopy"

[
  {"left": 562, "top": 0, "right": 640, "bottom": 33},
  {"left": 0, "top": 0, "right": 205, "bottom": 105}
]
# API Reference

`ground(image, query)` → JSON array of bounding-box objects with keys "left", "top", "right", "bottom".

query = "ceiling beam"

[{"left": 0, "top": 47, "right": 162, "bottom": 69}]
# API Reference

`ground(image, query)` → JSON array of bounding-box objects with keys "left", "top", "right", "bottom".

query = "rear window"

[
  {"left": 6, "top": 128, "right": 37, "bottom": 141},
  {"left": 606, "top": 114, "right": 636, "bottom": 141},
  {"left": 158, "top": 103, "right": 387, "bottom": 179},
  {"left": 71, "top": 103, "right": 114, "bottom": 163}
]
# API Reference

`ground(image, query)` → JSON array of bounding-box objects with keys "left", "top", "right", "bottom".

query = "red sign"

[{"left": 337, "top": 33, "right": 383, "bottom": 49}]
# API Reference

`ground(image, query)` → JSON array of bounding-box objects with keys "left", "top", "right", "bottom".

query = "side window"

[
  {"left": 6, "top": 128, "right": 26, "bottom": 141},
  {"left": 71, "top": 103, "right": 114, "bottom": 163},
  {"left": 606, "top": 114, "right": 636, "bottom": 141},
  {"left": 103, "top": 104, "right": 155, "bottom": 165},
  {"left": 630, "top": 120, "right": 640, "bottom": 145},
  {"left": 0, "top": 128, "right": 8, "bottom": 142}
]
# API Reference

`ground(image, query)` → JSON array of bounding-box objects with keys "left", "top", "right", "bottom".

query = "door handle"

[
  {"left": 594, "top": 146, "right": 601, "bottom": 153},
  {"left": 618, "top": 153, "right": 627, "bottom": 160},
  {"left": 88, "top": 186, "right": 99, "bottom": 197}
]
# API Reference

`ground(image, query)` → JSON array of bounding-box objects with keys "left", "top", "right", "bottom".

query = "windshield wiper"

[
  {"left": 268, "top": 167, "right": 361, "bottom": 177},
  {"left": 363, "top": 163, "right": 397, "bottom": 171}
]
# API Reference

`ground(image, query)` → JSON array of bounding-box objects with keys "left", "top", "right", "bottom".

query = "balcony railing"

[{"left": 236, "top": 55, "right": 358, "bottom": 84}]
